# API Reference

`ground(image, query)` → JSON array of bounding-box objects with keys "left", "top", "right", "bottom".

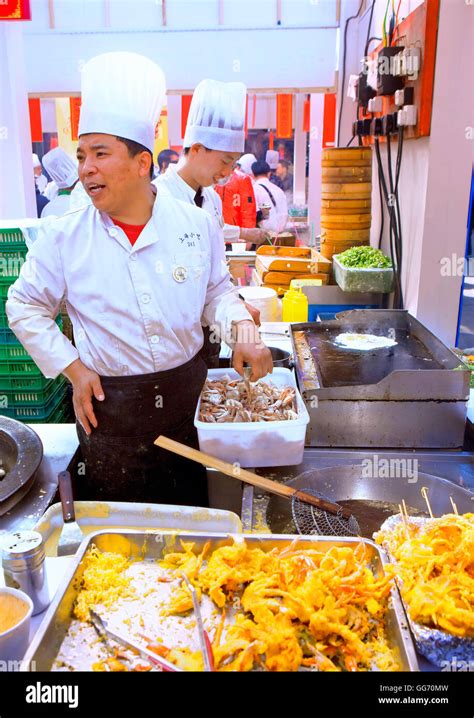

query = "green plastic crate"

[
  {"left": 0, "top": 380, "right": 68, "bottom": 420},
  {"left": 0, "top": 228, "right": 27, "bottom": 251},
  {"left": 0, "top": 375, "right": 66, "bottom": 407},
  {"left": 0, "top": 253, "right": 27, "bottom": 283},
  {"left": 0, "top": 359, "right": 43, "bottom": 378},
  {"left": 30, "top": 399, "right": 72, "bottom": 424},
  {"left": 0, "top": 374, "right": 58, "bottom": 391},
  {"left": 0, "top": 316, "right": 63, "bottom": 352}
]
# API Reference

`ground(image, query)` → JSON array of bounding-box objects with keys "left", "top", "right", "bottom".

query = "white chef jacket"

[
  {"left": 253, "top": 177, "right": 288, "bottom": 234},
  {"left": 154, "top": 164, "right": 223, "bottom": 230},
  {"left": 6, "top": 191, "right": 251, "bottom": 379},
  {"left": 44, "top": 181, "right": 59, "bottom": 201},
  {"left": 41, "top": 192, "right": 72, "bottom": 218}
]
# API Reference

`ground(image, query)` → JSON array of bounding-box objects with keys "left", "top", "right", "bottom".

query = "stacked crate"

[
  {"left": 0, "top": 228, "right": 69, "bottom": 423},
  {"left": 320, "top": 147, "right": 372, "bottom": 261}
]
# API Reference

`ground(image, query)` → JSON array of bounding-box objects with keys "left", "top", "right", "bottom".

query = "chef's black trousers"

[{"left": 76, "top": 354, "right": 208, "bottom": 506}]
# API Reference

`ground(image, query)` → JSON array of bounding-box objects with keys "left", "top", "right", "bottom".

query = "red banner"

[
  {"left": 181, "top": 95, "right": 192, "bottom": 141},
  {"left": 276, "top": 94, "right": 293, "bottom": 139},
  {"left": 244, "top": 95, "right": 248, "bottom": 138},
  {"left": 268, "top": 131, "right": 274, "bottom": 151},
  {"left": 0, "top": 0, "right": 31, "bottom": 20},
  {"left": 28, "top": 98, "right": 42, "bottom": 142},
  {"left": 322, "top": 93, "right": 336, "bottom": 148},
  {"left": 303, "top": 96, "right": 311, "bottom": 133},
  {"left": 70, "top": 97, "right": 82, "bottom": 141}
]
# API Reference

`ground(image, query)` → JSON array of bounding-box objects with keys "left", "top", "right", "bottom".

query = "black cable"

[
  {"left": 346, "top": 135, "right": 356, "bottom": 147},
  {"left": 366, "top": 36, "right": 382, "bottom": 52},
  {"left": 386, "top": 132, "right": 404, "bottom": 307},
  {"left": 388, "top": 132, "right": 404, "bottom": 308},
  {"left": 378, "top": 171, "right": 385, "bottom": 250},
  {"left": 375, "top": 138, "right": 402, "bottom": 307},
  {"left": 337, "top": 0, "right": 364, "bottom": 147},
  {"left": 364, "top": 1, "right": 377, "bottom": 56}
]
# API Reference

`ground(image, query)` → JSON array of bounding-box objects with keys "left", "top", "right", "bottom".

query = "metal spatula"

[{"left": 57, "top": 470, "right": 85, "bottom": 556}]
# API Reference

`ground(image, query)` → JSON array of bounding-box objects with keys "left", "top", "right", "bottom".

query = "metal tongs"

[
  {"left": 181, "top": 574, "right": 215, "bottom": 672},
  {"left": 89, "top": 609, "right": 183, "bottom": 672}
]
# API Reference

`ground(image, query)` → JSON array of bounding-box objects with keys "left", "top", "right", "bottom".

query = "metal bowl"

[{"left": 0, "top": 417, "right": 43, "bottom": 516}]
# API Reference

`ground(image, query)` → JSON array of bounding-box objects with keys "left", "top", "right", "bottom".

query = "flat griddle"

[
  {"left": 0, "top": 417, "right": 43, "bottom": 515},
  {"left": 306, "top": 327, "right": 441, "bottom": 388},
  {"left": 291, "top": 310, "right": 470, "bottom": 448}
]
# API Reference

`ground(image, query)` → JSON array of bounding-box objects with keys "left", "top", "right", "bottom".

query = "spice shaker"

[{"left": 1, "top": 530, "right": 50, "bottom": 615}]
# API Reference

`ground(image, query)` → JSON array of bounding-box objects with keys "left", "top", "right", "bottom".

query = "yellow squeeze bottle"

[{"left": 282, "top": 287, "right": 308, "bottom": 322}]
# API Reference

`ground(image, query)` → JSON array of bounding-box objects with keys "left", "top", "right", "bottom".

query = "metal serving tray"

[{"left": 22, "top": 530, "right": 419, "bottom": 672}]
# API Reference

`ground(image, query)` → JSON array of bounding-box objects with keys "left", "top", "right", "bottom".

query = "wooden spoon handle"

[{"left": 154, "top": 435, "right": 349, "bottom": 518}]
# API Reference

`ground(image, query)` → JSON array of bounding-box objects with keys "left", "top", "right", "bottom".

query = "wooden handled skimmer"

[{"left": 154, "top": 435, "right": 353, "bottom": 520}]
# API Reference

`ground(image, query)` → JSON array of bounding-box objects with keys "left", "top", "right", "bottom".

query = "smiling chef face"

[
  {"left": 77, "top": 134, "right": 152, "bottom": 215},
  {"left": 185, "top": 144, "right": 240, "bottom": 188}
]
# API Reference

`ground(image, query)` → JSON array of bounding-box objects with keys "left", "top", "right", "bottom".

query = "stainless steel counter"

[{"left": 0, "top": 424, "right": 78, "bottom": 533}]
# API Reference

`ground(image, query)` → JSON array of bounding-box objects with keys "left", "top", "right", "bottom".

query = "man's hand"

[
  {"left": 243, "top": 301, "right": 261, "bottom": 327},
  {"left": 232, "top": 320, "right": 273, "bottom": 381},
  {"left": 63, "top": 358, "right": 105, "bottom": 435},
  {"left": 239, "top": 227, "right": 268, "bottom": 246}
]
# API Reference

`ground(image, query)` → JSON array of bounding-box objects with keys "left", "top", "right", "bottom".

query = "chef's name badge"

[{"left": 172, "top": 265, "right": 188, "bottom": 283}]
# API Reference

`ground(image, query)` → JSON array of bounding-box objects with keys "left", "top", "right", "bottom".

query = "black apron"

[{"left": 76, "top": 354, "right": 208, "bottom": 506}]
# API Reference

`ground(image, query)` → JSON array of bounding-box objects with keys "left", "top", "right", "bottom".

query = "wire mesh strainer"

[{"left": 292, "top": 488, "right": 360, "bottom": 536}]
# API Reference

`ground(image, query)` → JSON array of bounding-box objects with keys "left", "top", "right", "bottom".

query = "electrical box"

[{"left": 357, "top": 0, "right": 440, "bottom": 141}]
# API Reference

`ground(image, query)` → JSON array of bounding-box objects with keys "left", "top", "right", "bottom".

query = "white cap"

[
  {"left": 42, "top": 148, "right": 78, "bottom": 189},
  {"left": 265, "top": 150, "right": 279, "bottom": 170},
  {"left": 32, "top": 153, "right": 41, "bottom": 168},
  {"left": 78, "top": 52, "right": 166, "bottom": 153},
  {"left": 237, "top": 153, "right": 257, "bottom": 176},
  {"left": 184, "top": 79, "right": 247, "bottom": 153}
]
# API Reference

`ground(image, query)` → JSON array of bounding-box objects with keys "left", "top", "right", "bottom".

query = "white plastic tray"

[{"left": 194, "top": 367, "right": 309, "bottom": 468}]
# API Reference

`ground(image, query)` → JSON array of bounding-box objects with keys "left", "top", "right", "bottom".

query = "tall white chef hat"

[
  {"left": 237, "top": 153, "right": 257, "bottom": 176},
  {"left": 32, "top": 153, "right": 41, "bottom": 168},
  {"left": 42, "top": 148, "right": 78, "bottom": 189},
  {"left": 78, "top": 52, "right": 166, "bottom": 153},
  {"left": 265, "top": 150, "right": 279, "bottom": 170},
  {"left": 184, "top": 79, "right": 247, "bottom": 153}
]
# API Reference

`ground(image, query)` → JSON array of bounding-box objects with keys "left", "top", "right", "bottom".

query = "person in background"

[
  {"left": 32, "top": 153, "right": 47, "bottom": 194},
  {"left": 265, "top": 149, "right": 284, "bottom": 190},
  {"left": 154, "top": 78, "right": 265, "bottom": 368},
  {"left": 215, "top": 153, "right": 266, "bottom": 249},
  {"left": 35, "top": 185, "right": 49, "bottom": 218},
  {"left": 40, "top": 147, "right": 79, "bottom": 218},
  {"left": 275, "top": 159, "right": 293, "bottom": 193},
  {"left": 156, "top": 148, "right": 179, "bottom": 175},
  {"left": 236, "top": 153, "right": 257, "bottom": 177},
  {"left": 252, "top": 160, "right": 288, "bottom": 234}
]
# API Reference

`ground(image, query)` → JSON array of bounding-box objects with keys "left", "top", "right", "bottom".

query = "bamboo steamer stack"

[{"left": 320, "top": 147, "right": 372, "bottom": 260}]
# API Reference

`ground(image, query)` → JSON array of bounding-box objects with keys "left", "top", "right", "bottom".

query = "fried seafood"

[
  {"left": 375, "top": 513, "right": 474, "bottom": 638},
  {"left": 159, "top": 540, "right": 400, "bottom": 672},
  {"left": 198, "top": 375, "right": 298, "bottom": 423}
]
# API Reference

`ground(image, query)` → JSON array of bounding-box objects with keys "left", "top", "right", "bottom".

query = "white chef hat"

[
  {"left": 184, "top": 79, "right": 247, "bottom": 153},
  {"left": 78, "top": 52, "right": 166, "bottom": 153},
  {"left": 32, "top": 153, "right": 41, "bottom": 168},
  {"left": 237, "top": 153, "right": 257, "bottom": 176},
  {"left": 42, "top": 148, "right": 78, "bottom": 189},
  {"left": 265, "top": 150, "right": 279, "bottom": 170}
]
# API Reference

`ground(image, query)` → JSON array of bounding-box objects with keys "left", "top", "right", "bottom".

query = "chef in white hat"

[
  {"left": 237, "top": 153, "right": 257, "bottom": 177},
  {"left": 7, "top": 52, "right": 271, "bottom": 506},
  {"left": 265, "top": 149, "right": 284, "bottom": 190},
  {"left": 41, "top": 148, "right": 79, "bottom": 218},
  {"left": 153, "top": 78, "right": 266, "bottom": 367},
  {"left": 32, "top": 153, "right": 47, "bottom": 193}
]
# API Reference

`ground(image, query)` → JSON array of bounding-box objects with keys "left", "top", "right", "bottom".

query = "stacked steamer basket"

[
  {"left": 0, "top": 227, "right": 69, "bottom": 423},
  {"left": 320, "top": 147, "right": 372, "bottom": 261}
]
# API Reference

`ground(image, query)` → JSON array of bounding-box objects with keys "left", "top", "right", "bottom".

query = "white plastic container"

[
  {"left": 237, "top": 286, "right": 281, "bottom": 322},
  {"left": 194, "top": 368, "right": 309, "bottom": 467}
]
